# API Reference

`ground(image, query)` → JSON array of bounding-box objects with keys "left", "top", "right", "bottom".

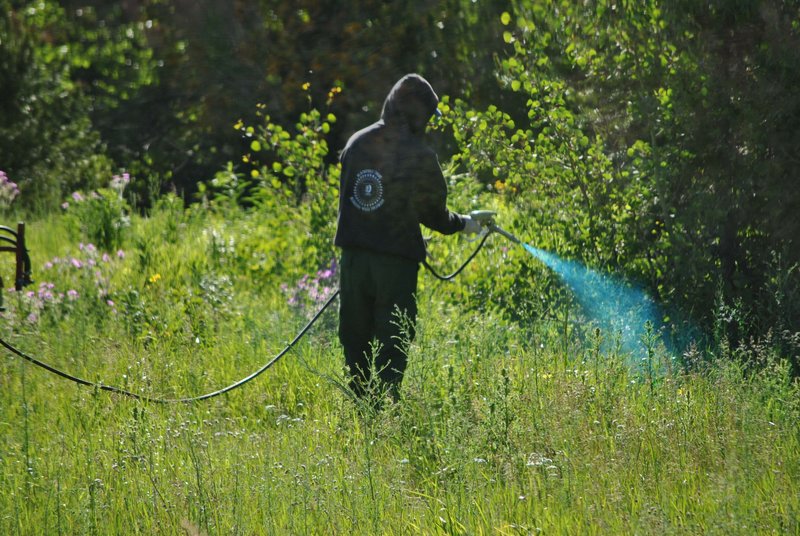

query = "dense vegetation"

[{"left": 1, "top": 0, "right": 799, "bottom": 533}]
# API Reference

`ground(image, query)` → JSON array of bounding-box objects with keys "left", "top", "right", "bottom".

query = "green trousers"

[{"left": 338, "top": 248, "right": 419, "bottom": 398}]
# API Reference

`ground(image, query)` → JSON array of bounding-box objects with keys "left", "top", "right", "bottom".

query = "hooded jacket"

[{"left": 334, "top": 74, "right": 466, "bottom": 262}]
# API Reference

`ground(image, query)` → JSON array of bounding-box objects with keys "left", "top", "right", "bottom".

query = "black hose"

[
  {"left": 0, "top": 229, "right": 495, "bottom": 403},
  {"left": 0, "top": 290, "right": 339, "bottom": 403},
  {"left": 422, "top": 231, "right": 492, "bottom": 281}
]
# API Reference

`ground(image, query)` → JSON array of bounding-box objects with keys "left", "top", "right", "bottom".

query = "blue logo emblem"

[{"left": 351, "top": 169, "right": 384, "bottom": 212}]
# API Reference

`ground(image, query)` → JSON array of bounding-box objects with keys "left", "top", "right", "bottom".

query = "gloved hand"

[{"left": 461, "top": 215, "right": 482, "bottom": 235}]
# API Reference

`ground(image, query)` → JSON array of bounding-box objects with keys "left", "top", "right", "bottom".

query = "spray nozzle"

[
  {"left": 469, "top": 210, "right": 521, "bottom": 245},
  {"left": 489, "top": 223, "right": 521, "bottom": 245}
]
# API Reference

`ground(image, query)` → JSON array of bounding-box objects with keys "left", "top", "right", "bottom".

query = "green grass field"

[{"left": 1, "top": 209, "right": 798, "bottom": 535}]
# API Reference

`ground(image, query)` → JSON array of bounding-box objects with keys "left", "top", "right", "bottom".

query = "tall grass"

[{"left": 0, "top": 207, "right": 798, "bottom": 535}]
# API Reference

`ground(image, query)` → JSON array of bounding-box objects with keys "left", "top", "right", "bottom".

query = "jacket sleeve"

[{"left": 415, "top": 150, "right": 466, "bottom": 235}]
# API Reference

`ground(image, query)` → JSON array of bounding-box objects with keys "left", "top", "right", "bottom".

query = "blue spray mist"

[{"left": 523, "top": 243, "right": 662, "bottom": 357}]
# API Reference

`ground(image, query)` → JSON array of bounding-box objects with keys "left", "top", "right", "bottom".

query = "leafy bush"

[
  {"left": 0, "top": 2, "right": 118, "bottom": 210},
  {"left": 201, "top": 94, "right": 340, "bottom": 279},
  {"left": 427, "top": 4, "right": 800, "bottom": 370}
]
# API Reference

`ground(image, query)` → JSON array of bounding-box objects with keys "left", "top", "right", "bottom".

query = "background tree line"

[{"left": 1, "top": 0, "right": 798, "bottom": 371}]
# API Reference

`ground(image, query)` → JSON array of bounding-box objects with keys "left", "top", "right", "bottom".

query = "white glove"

[{"left": 461, "top": 215, "right": 482, "bottom": 235}]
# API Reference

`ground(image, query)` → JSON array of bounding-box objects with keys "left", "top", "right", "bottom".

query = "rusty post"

[{"left": 15, "top": 222, "right": 25, "bottom": 291}]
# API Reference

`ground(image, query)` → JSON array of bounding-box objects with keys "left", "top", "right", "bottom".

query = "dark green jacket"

[{"left": 334, "top": 74, "right": 465, "bottom": 262}]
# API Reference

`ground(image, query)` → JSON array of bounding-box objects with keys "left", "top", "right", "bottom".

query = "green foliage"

[
  {"left": 202, "top": 97, "right": 340, "bottom": 276},
  {"left": 430, "top": 1, "right": 800, "bottom": 364},
  {"left": 0, "top": 0, "right": 514, "bottom": 202},
  {"left": 0, "top": 2, "right": 113, "bottom": 210},
  {"left": 0, "top": 0, "right": 160, "bottom": 211}
]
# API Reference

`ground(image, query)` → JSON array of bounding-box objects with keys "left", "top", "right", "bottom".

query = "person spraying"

[{"left": 334, "top": 73, "right": 480, "bottom": 403}]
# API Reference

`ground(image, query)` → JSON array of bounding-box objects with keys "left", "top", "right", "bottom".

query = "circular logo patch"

[{"left": 351, "top": 169, "right": 384, "bottom": 212}]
